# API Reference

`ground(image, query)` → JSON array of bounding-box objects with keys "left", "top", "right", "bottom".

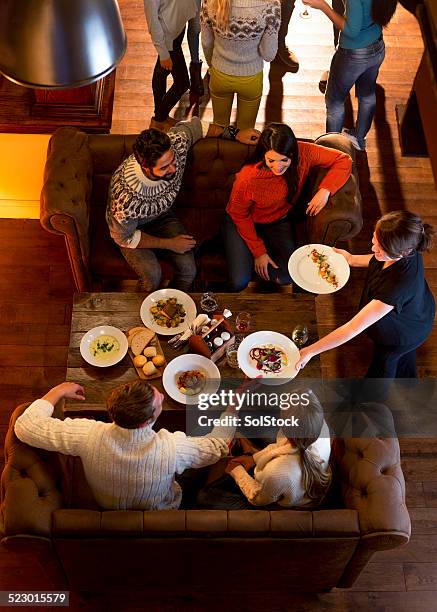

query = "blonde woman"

[
  {"left": 198, "top": 390, "right": 332, "bottom": 509},
  {"left": 201, "top": 0, "right": 281, "bottom": 129}
]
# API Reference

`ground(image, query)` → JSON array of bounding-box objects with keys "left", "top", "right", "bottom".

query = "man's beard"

[{"left": 151, "top": 168, "right": 176, "bottom": 182}]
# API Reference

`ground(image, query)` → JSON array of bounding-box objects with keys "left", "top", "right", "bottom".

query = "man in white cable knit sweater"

[{"left": 14, "top": 380, "right": 236, "bottom": 511}]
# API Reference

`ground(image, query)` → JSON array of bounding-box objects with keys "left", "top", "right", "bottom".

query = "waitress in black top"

[{"left": 296, "top": 210, "right": 435, "bottom": 378}]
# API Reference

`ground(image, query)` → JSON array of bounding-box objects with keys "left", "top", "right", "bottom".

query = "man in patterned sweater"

[
  {"left": 14, "top": 380, "right": 237, "bottom": 510},
  {"left": 107, "top": 117, "right": 259, "bottom": 292}
]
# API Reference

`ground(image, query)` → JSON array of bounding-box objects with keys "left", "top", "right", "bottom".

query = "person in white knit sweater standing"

[
  {"left": 14, "top": 380, "right": 237, "bottom": 511},
  {"left": 201, "top": 0, "right": 281, "bottom": 129}
]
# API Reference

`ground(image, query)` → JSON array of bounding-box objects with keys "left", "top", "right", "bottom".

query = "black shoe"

[
  {"left": 319, "top": 70, "right": 329, "bottom": 94},
  {"left": 275, "top": 46, "right": 299, "bottom": 72},
  {"left": 189, "top": 60, "right": 204, "bottom": 96}
]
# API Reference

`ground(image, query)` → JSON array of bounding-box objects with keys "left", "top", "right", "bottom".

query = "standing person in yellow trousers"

[{"left": 201, "top": 0, "right": 281, "bottom": 129}]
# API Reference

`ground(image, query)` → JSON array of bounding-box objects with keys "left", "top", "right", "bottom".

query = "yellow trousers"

[{"left": 209, "top": 67, "right": 263, "bottom": 129}]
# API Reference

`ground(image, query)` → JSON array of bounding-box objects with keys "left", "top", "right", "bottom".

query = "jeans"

[
  {"left": 152, "top": 29, "right": 190, "bottom": 122},
  {"left": 197, "top": 474, "right": 254, "bottom": 510},
  {"left": 187, "top": 10, "right": 200, "bottom": 63},
  {"left": 325, "top": 38, "right": 385, "bottom": 148},
  {"left": 120, "top": 213, "right": 196, "bottom": 292},
  {"left": 223, "top": 213, "right": 295, "bottom": 291},
  {"left": 209, "top": 67, "right": 263, "bottom": 129},
  {"left": 278, "top": 0, "right": 295, "bottom": 49}
]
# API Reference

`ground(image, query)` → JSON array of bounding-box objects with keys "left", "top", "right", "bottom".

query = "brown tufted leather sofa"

[
  {"left": 1, "top": 404, "right": 410, "bottom": 594},
  {"left": 39, "top": 127, "right": 363, "bottom": 292}
]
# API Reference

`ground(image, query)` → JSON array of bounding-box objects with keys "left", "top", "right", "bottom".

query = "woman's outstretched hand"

[
  {"left": 306, "top": 188, "right": 330, "bottom": 216},
  {"left": 255, "top": 253, "right": 278, "bottom": 281},
  {"left": 295, "top": 347, "right": 314, "bottom": 371},
  {"left": 332, "top": 247, "right": 353, "bottom": 265},
  {"left": 302, "top": 0, "right": 326, "bottom": 9}
]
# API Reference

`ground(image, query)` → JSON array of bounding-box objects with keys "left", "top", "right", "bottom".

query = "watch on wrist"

[{"left": 221, "top": 125, "right": 240, "bottom": 141}]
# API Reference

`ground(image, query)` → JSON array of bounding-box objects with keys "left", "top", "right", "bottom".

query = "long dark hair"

[
  {"left": 372, "top": 0, "right": 397, "bottom": 27},
  {"left": 282, "top": 389, "right": 331, "bottom": 503},
  {"left": 375, "top": 210, "right": 435, "bottom": 259},
  {"left": 247, "top": 123, "right": 299, "bottom": 203}
]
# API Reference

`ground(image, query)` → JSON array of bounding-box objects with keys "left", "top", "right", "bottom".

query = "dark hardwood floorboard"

[{"left": 0, "top": 2, "right": 436, "bottom": 609}]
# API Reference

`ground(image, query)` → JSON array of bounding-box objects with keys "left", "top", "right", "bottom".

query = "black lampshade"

[{"left": 0, "top": 0, "right": 127, "bottom": 89}]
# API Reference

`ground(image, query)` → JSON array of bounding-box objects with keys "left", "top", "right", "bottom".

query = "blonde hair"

[
  {"left": 282, "top": 390, "right": 332, "bottom": 503},
  {"left": 208, "top": 0, "right": 232, "bottom": 30}
]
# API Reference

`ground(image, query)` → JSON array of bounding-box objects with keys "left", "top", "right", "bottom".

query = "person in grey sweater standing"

[
  {"left": 14, "top": 380, "right": 237, "bottom": 511},
  {"left": 201, "top": 0, "right": 281, "bottom": 129},
  {"left": 144, "top": 0, "right": 199, "bottom": 130}
]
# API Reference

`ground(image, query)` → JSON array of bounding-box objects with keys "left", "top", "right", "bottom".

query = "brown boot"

[
  {"left": 149, "top": 116, "right": 178, "bottom": 132},
  {"left": 275, "top": 46, "right": 299, "bottom": 72},
  {"left": 189, "top": 60, "right": 204, "bottom": 96}
]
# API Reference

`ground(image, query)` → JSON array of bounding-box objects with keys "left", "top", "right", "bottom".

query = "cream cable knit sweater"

[
  {"left": 232, "top": 423, "right": 331, "bottom": 507},
  {"left": 201, "top": 0, "right": 281, "bottom": 77},
  {"left": 15, "top": 399, "right": 234, "bottom": 511}
]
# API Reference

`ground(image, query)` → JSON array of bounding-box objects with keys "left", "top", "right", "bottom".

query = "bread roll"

[
  {"left": 143, "top": 361, "right": 158, "bottom": 376},
  {"left": 152, "top": 354, "right": 165, "bottom": 367},
  {"left": 131, "top": 329, "right": 155, "bottom": 355},
  {"left": 133, "top": 355, "right": 147, "bottom": 368},
  {"left": 143, "top": 346, "right": 157, "bottom": 358}
]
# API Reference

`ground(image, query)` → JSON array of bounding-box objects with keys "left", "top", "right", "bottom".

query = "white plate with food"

[
  {"left": 140, "top": 289, "right": 197, "bottom": 335},
  {"left": 288, "top": 244, "right": 350, "bottom": 294},
  {"left": 237, "top": 331, "right": 299, "bottom": 384},
  {"left": 162, "top": 354, "right": 221, "bottom": 405},
  {"left": 80, "top": 325, "right": 128, "bottom": 367}
]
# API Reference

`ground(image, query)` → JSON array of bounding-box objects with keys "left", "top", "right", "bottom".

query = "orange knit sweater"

[{"left": 226, "top": 141, "right": 352, "bottom": 257}]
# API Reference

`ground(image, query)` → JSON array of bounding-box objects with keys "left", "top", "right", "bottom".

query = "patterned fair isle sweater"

[
  {"left": 201, "top": 0, "right": 281, "bottom": 76},
  {"left": 106, "top": 117, "right": 204, "bottom": 249},
  {"left": 14, "top": 399, "right": 235, "bottom": 511}
]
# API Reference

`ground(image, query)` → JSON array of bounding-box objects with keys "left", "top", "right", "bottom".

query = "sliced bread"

[{"left": 131, "top": 328, "right": 155, "bottom": 355}]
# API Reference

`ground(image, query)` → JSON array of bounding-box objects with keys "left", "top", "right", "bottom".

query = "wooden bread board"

[{"left": 126, "top": 326, "right": 167, "bottom": 380}]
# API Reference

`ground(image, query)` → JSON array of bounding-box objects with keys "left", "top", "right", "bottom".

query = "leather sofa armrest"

[
  {"left": 40, "top": 127, "right": 93, "bottom": 291},
  {"left": 306, "top": 133, "right": 363, "bottom": 245},
  {"left": 1, "top": 403, "right": 65, "bottom": 538},
  {"left": 338, "top": 436, "right": 411, "bottom": 540}
]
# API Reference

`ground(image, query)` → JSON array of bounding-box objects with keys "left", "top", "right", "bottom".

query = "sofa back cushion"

[{"left": 174, "top": 139, "right": 253, "bottom": 244}]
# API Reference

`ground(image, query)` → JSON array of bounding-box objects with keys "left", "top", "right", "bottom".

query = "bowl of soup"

[{"left": 80, "top": 326, "right": 128, "bottom": 367}]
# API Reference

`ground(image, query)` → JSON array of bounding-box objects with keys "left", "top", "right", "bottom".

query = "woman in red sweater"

[{"left": 224, "top": 123, "right": 352, "bottom": 290}]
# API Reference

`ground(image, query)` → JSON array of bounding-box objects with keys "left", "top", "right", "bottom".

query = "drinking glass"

[
  {"left": 235, "top": 311, "right": 251, "bottom": 333},
  {"left": 226, "top": 340, "right": 239, "bottom": 369},
  {"left": 292, "top": 324, "right": 309, "bottom": 348},
  {"left": 200, "top": 292, "right": 219, "bottom": 314}
]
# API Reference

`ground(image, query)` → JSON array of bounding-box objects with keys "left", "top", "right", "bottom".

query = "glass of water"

[
  {"left": 226, "top": 340, "right": 240, "bottom": 368},
  {"left": 292, "top": 324, "right": 309, "bottom": 348}
]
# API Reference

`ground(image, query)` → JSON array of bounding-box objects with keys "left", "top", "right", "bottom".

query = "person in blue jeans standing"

[{"left": 303, "top": 0, "right": 398, "bottom": 151}]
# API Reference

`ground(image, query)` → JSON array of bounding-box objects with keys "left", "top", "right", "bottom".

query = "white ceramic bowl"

[
  {"left": 140, "top": 289, "right": 197, "bottom": 336},
  {"left": 163, "top": 354, "right": 221, "bottom": 405},
  {"left": 288, "top": 244, "right": 350, "bottom": 294},
  {"left": 80, "top": 325, "right": 128, "bottom": 367},
  {"left": 237, "top": 331, "right": 299, "bottom": 384}
]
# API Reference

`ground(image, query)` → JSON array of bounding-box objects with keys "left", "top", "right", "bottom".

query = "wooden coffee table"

[{"left": 65, "top": 292, "right": 321, "bottom": 424}]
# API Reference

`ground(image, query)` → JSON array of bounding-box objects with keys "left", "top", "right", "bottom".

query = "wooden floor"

[{"left": 1, "top": 2, "right": 437, "bottom": 610}]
